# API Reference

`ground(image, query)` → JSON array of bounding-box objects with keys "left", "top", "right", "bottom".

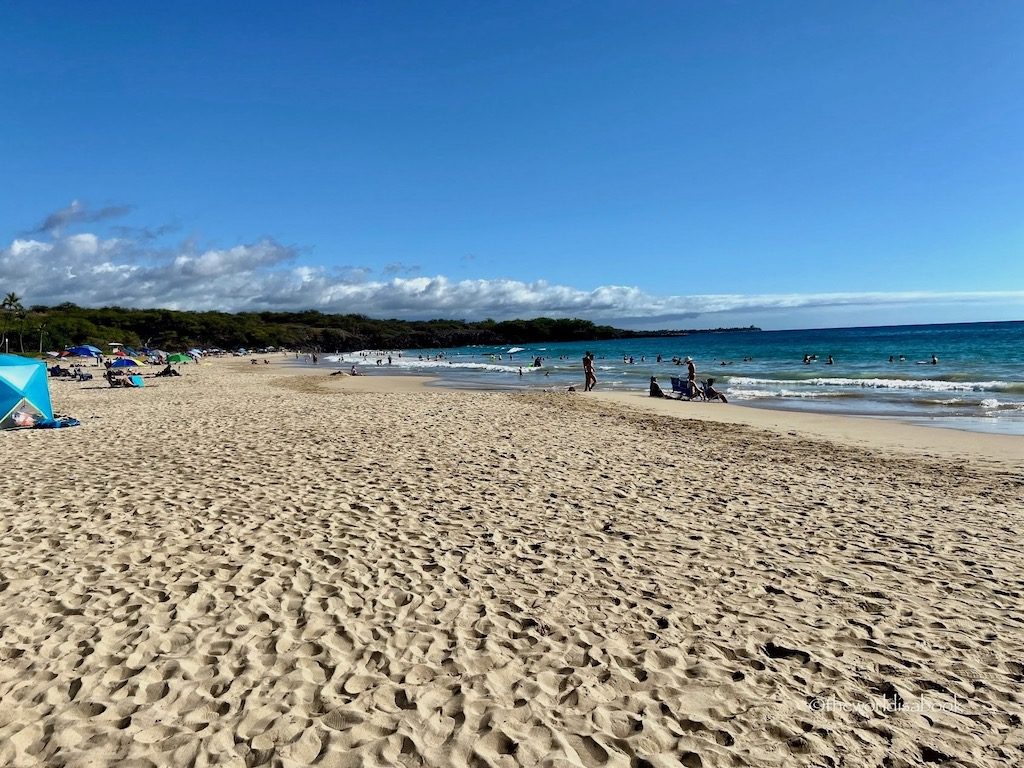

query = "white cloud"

[
  {"left": 2, "top": 212, "right": 1022, "bottom": 326},
  {"left": 10, "top": 239, "right": 52, "bottom": 257}
]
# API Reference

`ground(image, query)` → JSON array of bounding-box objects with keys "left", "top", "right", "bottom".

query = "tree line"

[{"left": 1, "top": 300, "right": 759, "bottom": 354}]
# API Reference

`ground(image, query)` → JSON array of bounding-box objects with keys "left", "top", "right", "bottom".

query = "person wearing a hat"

[{"left": 685, "top": 356, "right": 699, "bottom": 398}]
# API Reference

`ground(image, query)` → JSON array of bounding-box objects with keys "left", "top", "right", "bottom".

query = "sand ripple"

[{"left": 1, "top": 364, "right": 1022, "bottom": 766}]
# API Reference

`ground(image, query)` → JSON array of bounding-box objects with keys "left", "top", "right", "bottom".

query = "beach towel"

[{"left": 34, "top": 416, "right": 81, "bottom": 429}]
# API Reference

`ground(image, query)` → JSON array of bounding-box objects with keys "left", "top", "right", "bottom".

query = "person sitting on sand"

[
  {"left": 350, "top": 365, "right": 362, "bottom": 376},
  {"left": 105, "top": 369, "right": 132, "bottom": 387},
  {"left": 155, "top": 363, "right": 180, "bottom": 377},
  {"left": 649, "top": 376, "right": 669, "bottom": 398},
  {"left": 702, "top": 378, "right": 728, "bottom": 403}
]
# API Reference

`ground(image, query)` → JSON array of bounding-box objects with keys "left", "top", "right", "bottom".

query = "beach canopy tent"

[
  {"left": 65, "top": 345, "right": 102, "bottom": 358},
  {"left": 0, "top": 354, "right": 54, "bottom": 429}
]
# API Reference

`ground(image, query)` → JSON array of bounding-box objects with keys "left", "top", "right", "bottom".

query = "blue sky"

[{"left": 1, "top": 1, "right": 1022, "bottom": 329}]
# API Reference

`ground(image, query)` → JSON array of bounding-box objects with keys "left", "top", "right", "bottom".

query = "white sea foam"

[
  {"left": 726, "top": 376, "right": 1019, "bottom": 393},
  {"left": 405, "top": 360, "right": 528, "bottom": 373},
  {"left": 322, "top": 354, "right": 522, "bottom": 373},
  {"left": 727, "top": 388, "right": 847, "bottom": 400}
]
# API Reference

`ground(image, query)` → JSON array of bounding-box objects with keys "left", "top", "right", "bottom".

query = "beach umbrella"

[
  {"left": 65, "top": 345, "right": 102, "bottom": 358},
  {"left": 167, "top": 353, "right": 192, "bottom": 364},
  {"left": 109, "top": 358, "right": 142, "bottom": 368}
]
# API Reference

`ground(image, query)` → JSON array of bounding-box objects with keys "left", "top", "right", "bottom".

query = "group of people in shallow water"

[
  {"left": 886, "top": 354, "right": 939, "bottom": 365},
  {"left": 803, "top": 353, "right": 939, "bottom": 365}
]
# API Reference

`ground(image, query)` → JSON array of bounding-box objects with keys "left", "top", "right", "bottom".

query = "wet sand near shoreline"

[{"left": 591, "top": 390, "right": 1024, "bottom": 469}]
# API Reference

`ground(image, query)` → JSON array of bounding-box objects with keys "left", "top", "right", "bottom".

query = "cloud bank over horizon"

[{"left": 3, "top": 203, "right": 1022, "bottom": 329}]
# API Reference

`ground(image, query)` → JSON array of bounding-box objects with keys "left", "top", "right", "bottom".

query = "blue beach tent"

[
  {"left": 0, "top": 354, "right": 54, "bottom": 429},
  {"left": 66, "top": 345, "right": 102, "bottom": 358}
]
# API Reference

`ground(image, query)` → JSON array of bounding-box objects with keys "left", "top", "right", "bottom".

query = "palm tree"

[
  {"left": 1, "top": 292, "right": 22, "bottom": 353},
  {"left": 17, "top": 308, "right": 28, "bottom": 353}
]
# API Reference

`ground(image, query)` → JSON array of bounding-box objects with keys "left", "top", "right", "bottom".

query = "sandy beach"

[{"left": 2, "top": 358, "right": 1022, "bottom": 767}]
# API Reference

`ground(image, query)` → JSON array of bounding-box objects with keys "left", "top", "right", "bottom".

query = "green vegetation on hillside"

[{"left": 0, "top": 302, "right": 759, "bottom": 353}]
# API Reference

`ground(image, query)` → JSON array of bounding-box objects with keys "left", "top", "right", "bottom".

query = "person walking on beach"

[{"left": 583, "top": 352, "right": 597, "bottom": 391}]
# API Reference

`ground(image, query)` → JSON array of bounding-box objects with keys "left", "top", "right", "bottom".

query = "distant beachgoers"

[{"left": 321, "top": 321, "right": 1024, "bottom": 435}]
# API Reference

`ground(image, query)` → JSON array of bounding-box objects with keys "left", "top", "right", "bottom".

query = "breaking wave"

[{"left": 725, "top": 376, "right": 1024, "bottom": 394}]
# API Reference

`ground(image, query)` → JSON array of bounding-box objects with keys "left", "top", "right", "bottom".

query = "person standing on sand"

[
  {"left": 685, "top": 356, "right": 698, "bottom": 398},
  {"left": 583, "top": 352, "right": 597, "bottom": 391}
]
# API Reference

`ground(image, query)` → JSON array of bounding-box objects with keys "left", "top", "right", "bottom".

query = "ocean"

[{"left": 325, "top": 320, "right": 1024, "bottom": 435}]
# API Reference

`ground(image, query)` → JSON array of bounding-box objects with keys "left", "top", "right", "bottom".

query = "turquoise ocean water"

[{"left": 326, "top": 321, "right": 1024, "bottom": 435}]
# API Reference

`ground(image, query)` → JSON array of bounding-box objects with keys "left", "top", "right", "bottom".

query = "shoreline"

[
  {"left": 588, "top": 389, "right": 1023, "bottom": 468},
  {"left": 296, "top": 354, "right": 1024, "bottom": 437},
  {"left": 289, "top": 359, "right": 1023, "bottom": 465}
]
